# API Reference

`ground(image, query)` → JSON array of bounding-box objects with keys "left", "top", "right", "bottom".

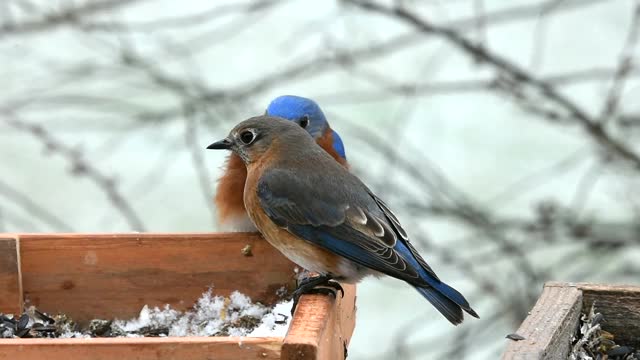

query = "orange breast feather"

[
  {"left": 243, "top": 150, "right": 344, "bottom": 275},
  {"left": 215, "top": 154, "right": 248, "bottom": 226},
  {"left": 215, "top": 127, "right": 347, "bottom": 227},
  {"left": 317, "top": 128, "right": 348, "bottom": 168}
]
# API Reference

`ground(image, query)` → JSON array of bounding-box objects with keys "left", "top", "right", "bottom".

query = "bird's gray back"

[{"left": 267, "top": 137, "right": 385, "bottom": 222}]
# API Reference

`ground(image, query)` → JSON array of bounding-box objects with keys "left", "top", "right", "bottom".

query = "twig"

[
  {"left": 182, "top": 105, "right": 216, "bottom": 228},
  {"left": 79, "top": 0, "right": 281, "bottom": 32},
  {"left": 599, "top": 1, "right": 640, "bottom": 122},
  {"left": 0, "top": 0, "right": 144, "bottom": 37},
  {"left": 337, "top": 117, "right": 543, "bottom": 285},
  {"left": 0, "top": 205, "right": 5, "bottom": 232},
  {"left": 473, "top": 0, "right": 487, "bottom": 55},
  {"left": 347, "top": 0, "right": 640, "bottom": 169},
  {"left": 0, "top": 178, "right": 73, "bottom": 231},
  {"left": 314, "top": 67, "right": 640, "bottom": 105},
  {"left": 1, "top": 113, "right": 146, "bottom": 231}
]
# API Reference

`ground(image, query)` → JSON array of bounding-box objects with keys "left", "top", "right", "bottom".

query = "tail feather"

[
  {"left": 415, "top": 286, "right": 464, "bottom": 325},
  {"left": 433, "top": 280, "right": 479, "bottom": 318},
  {"left": 393, "top": 240, "right": 478, "bottom": 323},
  {"left": 415, "top": 281, "right": 479, "bottom": 325}
]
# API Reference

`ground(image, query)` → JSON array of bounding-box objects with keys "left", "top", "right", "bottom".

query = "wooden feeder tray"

[
  {"left": 0, "top": 233, "right": 356, "bottom": 360},
  {"left": 503, "top": 281, "right": 640, "bottom": 359}
]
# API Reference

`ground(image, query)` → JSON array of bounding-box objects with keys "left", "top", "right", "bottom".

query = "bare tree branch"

[
  {"left": 79, "top": 0, "right": 282, "bottom": 32},
  {"left": 183, "top": 105, "right": 216, "bottom": 228},
  {"left": 0, "top": 0, "right": 144, "bottom": 38},
  {"left": 315, "top": 67, "right": 640, "bottom": 104},
  {"left": 1, "top": 112, "right": 146, "bottom": 231},
  {"left": 346, "top": 0, "right": 640, "bottom": 169},
  {"left": 0, "top": 177, "right": 74, "bottom": 231},
  {"left": 599, "top": 1, "right": 640, "bottom": 123}
]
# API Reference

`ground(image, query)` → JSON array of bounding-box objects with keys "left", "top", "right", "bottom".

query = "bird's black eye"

[
  {"left": 299, "top": 115, "right": 310, "bottom": 129},
  {"left": 239, "top": 130, "right": 255, "bottom": 145}
]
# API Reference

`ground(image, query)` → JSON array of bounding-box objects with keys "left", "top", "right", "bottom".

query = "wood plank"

[
  {"left": 281, "top": 284, "right": 356, "bottom": 360},
  {"left": 317, "top": 283, "right": 356, "bottom": 360},
  {"left": 576, "top": 283, "right": 640, "bottom": 348},
  {"left": 0, "top": 236, "right": 22, "bottom": 315},
  {"left": 17, "top": 233, "right": 297, "bottom": 323},
  {"left": 0, "top": 233, "right": 360, "bottom": 359},
  {"left": 502, "top": 282, "right": 582, "bottom": 360},
  {"left": 0, "top": 336, "right": 282, "bottom": 360}
]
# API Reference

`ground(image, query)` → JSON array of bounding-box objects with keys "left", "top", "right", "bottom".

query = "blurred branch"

[
  {"left": 0, "top": 206, "right": 44, "bottom": 232},
  {"left": 1, "top": 112, "right": 146, "bottom": 231},
  {"left": 339, "top": 118, "right": 544, "bottom": 286},
  {"left": 0, "top": 0, "right": 144, "bottom": 38},
  {"left": 599, "top": 2, "right": 640, "bottom": 123},
  {"left": 0, "top": 205, "right": 5, "bottom": 232},
  {"left": 347, "top": 0, "right": 640, "bottom": 169},
  {"left": 183, "top": 105, "right": 216, "bottom": 227},
  {"left": 316, "top": 67, "right": 640, "bottom": 104},
  {"left": 0, "top": 178, "right": 73, "bottom": 231},
  {"left": 472, "top": 0, "right": 486, "bottom": 54},
  {"left": 80, "top": 0, "right": 281, "bottom": 32},
  {"left": 121, "top": 0, "right": 614, "bottom": 121}
]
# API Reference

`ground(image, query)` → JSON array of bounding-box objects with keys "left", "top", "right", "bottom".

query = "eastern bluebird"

[
  {"left": 214, "top": 95, "right": 347, "bottom": 231},
  {"left": 207, "top": 117, "right": 479, "bottom": 325}
]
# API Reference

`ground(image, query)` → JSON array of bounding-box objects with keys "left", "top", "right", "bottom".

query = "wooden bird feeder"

[
  {"left": 0, "top": 233, "right": 356, "bottom": 360},
  {"left": 502, "top": 281, "right": 640, "bottom": 359}
]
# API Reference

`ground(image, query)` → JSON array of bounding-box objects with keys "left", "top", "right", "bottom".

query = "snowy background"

[{"left": 1, "top": 0, "right": 640, "bottom": 358}]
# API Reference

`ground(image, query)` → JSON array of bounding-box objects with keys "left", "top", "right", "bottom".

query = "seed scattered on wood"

[
  {"left": 569, "top": 303, "right": 639, "bottom": 360},
  {"left": 506, "top": 333, "right": 526, "bottom": 341},
  {"left": 88, "top": 319, "right": 112, "bottom": 337},
  {"left": 17, "top": 314, "right": 29, "bottom": 331},
  {"left": 135, "top": 326, "right": 169, "bottom": 337},
  {"left": 590, "top": 313, "right": 604, "bottom": 326},
  {"left": 607, "top": 346, "right": 635, "bottom": 357},
  {"left": 241, "top": 244, "right": 253, "bottom": 257},
  {"left": 274, "top": 313, "right": 289, "bottom": 325},
  {"left": 0, "top": 288, "right": 293, "bottom": 339},
  {"left": 34, "top": 309, "right": 55, "bottom": 324}
]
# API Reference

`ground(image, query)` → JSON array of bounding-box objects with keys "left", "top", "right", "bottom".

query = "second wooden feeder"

[{"left": 502, "top": 281, "right": 640, "bottom": 359}]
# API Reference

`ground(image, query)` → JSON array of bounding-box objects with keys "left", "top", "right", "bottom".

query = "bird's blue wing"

[
  {"left": 257, "top": 169, "right": 478, "bottom": 324},
  {"left": 257, "top": 168, "right": 429, "bottom": 287},
  {"left": 257, "top": 168, "right": 478, "bottom": 323}
]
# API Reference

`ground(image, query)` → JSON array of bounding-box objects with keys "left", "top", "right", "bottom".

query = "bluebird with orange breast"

[
  {"left": 215, "top": 95, "right": 347, "bottom": 231},
  {"left": 207, "top": 116, "right": 479, "bottom": 325}
]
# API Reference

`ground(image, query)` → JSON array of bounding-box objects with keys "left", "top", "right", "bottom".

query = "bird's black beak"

[{"left": 206, "top": 138, "right": 232, "bottom": 150}]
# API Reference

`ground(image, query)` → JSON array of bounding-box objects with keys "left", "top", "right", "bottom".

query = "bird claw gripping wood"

[{"left": 290, "top": 275, "right": 344, "bottom": 315}]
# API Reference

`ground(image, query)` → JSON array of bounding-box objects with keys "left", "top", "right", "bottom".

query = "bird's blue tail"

[
  {"left": 393, "top": 240, "right": 478, "bottom": 324},
  {"left": 414, "top": 281, "right": 479, "bottom": 325}
]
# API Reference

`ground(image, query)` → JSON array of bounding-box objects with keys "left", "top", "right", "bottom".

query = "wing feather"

[{"left": 256, "top": 168, "right": 436, "bottom": 287}]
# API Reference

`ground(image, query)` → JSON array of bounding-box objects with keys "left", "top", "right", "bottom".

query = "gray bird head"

[{"left": 207, "top": 116, "right": 315, "bottom": 164}]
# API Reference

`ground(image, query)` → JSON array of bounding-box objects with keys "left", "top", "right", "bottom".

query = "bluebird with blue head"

[
  {"left": 214, "top": 95, "right": 347, "bottom": 231},
  {"left": 207, "top": 117, "right": 479, "bottom": 325},
  {"left": 266, "top": 95, "right": 346, "bottom": 162}
]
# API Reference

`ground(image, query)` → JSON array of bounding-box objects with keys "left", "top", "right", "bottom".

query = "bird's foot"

[{"left": 291, "top": 275, "right": 344, "bottom": 315}]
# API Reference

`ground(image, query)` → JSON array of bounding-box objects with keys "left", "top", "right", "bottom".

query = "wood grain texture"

[
  {"left": 0, "top": 337, "right": 282, "bottom": 360},
  {"left": 14, "top": 233, "right": 297, "bottom": 323},
  {"left": 0, "top": 233, "right": 359, "bottom": 359},
  {"left": 0, "top": 236, "right": 22, "bottom": 315},
  {"left": 503, "top": 282, "right": 640, "bottom": 359},
  {"left": 502, "top": 283, "right": 582, "bottom": 360},
  {"left": 281, "top": 283, "right": 356, "bottom": 360}
]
